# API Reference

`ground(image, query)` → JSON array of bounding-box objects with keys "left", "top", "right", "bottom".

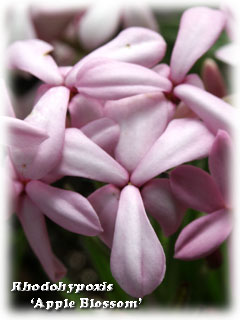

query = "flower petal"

[
  {"left": 76, "top": 58, "right": 172, "bottom": 100},
  {"left": 9, "top": 86, "right": 70, "bottom": 180},
  {"left": 215, "top": 43, "right": 239, "bottom": 66},
  {"left": 209, "top": 130, "right": 232, "bottom": 206},
  {"left": 78, "top": 3, "right": 122, "bottom": 50},
  {"left": 105, "top": 93, "right": 171, "bottom": 172},
  {"left": 131, "top": 118, "right": 215, "bottom": 186},
  {"left": 170, "top": 165, "right": 225, "bottom": 213},
  {"left": 174, "top": 84, "right": 236, "bottom": 134},
  {"left": 26, "top": 181, "right": 102, "bottom": 236},
  {"left": 174, "top": 208, "right": 232, "bottom": 260},
  {"left": 111, "top": 185, "right": 166, "bottom": 297},
  {"left": 170, "top": 7, "right": 226, "bottom": 83},
  {"left": 81, "top": 118, "right": 120, "bottom": 156},
  {"left": 52, "top": 128, "right": 129, "bottom": 187},
  {"left": 69, "top": 93, "right": 103, "bottom": 128},
  {"left": 184, "top": 73, "right": 204, "bottom": 89},
  {"left": 66, "top": 27, "right": 166, "bottom": 87},
  {"left": 142, "top": 178, "right": 186, "bottom": 237},
  {"left": 122, "top": 5, "right": 158, "bottom": 31},
  {"left": 3, "top": 116, "right": 49, "bottom": 148},
  {"left": 153, "top": 63, "right": 170, "bottom": 78},
  {"left": 88, "top": 184, "right": 120, "bottom": 248},
  {"left": 202, "top": 58, "right": 226, "bottom": 98},
  {"left": 7, "top": 39, "right": 63, "bottom": 85},
  {"left": 17, "top": 195, "right": 67, "bottom": 281}
]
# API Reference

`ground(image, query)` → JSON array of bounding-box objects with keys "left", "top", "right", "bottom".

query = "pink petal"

[
  {"left": 69, "top": 93, "right": 103, "bottom": 128},
  {"left": 173, "top": 101, "right": 198, "bottom": 119},
  {"left": 81, "top": 118, "right": 120, "bottom": 156},
  {"left": 77, "top": 3, "right": 122, "bottom": 50},
  {"left": 52, "top": 128, "right": 129, "bottom": 187},
  {"left": 202, "top": 58, "right": 226, "bottom": 98},
  {"left": 142, "top": 178, "right": 186, "bottom": 237},
  {"left": 170, "top": 7, "right": 226, "bottom": 83},
  {"left": 3, "top": 117, "right": 49, "bottom": 148},
  {"left": 209, "top": 130, "right": 232, "bottom": 206},
  {"left": 184, "top": 73, "right": 204, "bottom": 89},
  {"left": 17, "top": 195, "right": 67, "bottom": 281},
  {"left": 10, "top": 86, "right": 70, "bottom": 180},
  {"left": 66, "top": 27, "right": 166, "bottom": 87},
  {"left": 7, "top": 39, "right": 63, "bottom": 85},
  {"left": 131, "top": 118, "right": 215, "bottom": 186},
  {"left": 122, "top": 5, "right": 158, "bottom": 31},
  {"left": 26, "top": 181, "right": 102, "bottom": 236},
  {"left": 170, "top": 165, "right": 225, "bottom": 213},
  {"left": 76, "top": 58, "right": 172, "bottom": 100},
  {"left": 215, "top": 43, "right": 238, "bottom": 66},
  {"left": 174, "top": 208, "right": 232, "bottom": 260},
  {"left": 105, "top": 93, "right": 172, "bottom": 172},
  {"left": 88, "top": 184, "right": 120, "bottom": 248},
  {"left": 174, "top": 84, "right": 236, "bottom": 134},
  {"left": 153, "top": 63, "right": 170, "bottom": 78},
  {"left": 111, "top": 185, "right": 166, "bottom": 297},
  {"left": 34, "top": 83, "right": 52, "bottom": 104}
]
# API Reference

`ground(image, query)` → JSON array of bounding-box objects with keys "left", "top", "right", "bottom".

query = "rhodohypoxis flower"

[
  {"left": 4, "top": 82, "right": 102, "bottom": 281},
  {"left": 170, "top": 130, "right": 232, "bottom": 260},
  {"left": 45, "top": 91, "right": 215, "bottom": 297}
]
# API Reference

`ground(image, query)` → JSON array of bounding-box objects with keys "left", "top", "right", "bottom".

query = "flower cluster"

[{"left": 4, "top": 6, "right": 236, "bottom": 298}]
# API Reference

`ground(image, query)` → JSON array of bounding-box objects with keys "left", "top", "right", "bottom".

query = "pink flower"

[
  {"left": 4, "top": 81, "right": 102, "bottom": 281},
  {"left": 170, "top": 130, "right": 232, "bottom": 260},
  {"left": 47, "top": 91, "right": 215, "bottom": 297}
]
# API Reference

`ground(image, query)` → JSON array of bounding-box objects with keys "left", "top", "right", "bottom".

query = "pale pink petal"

[
  {"left": 170, "top": 7, "right": 226, "bottom": 83},
  {"left": 34, "top": 83, "right": 52, "bottom": 104},
  {"left": 52, "top": 128, "right": 129, "bottom": 187},
  {"left": 81, "top": 118, "right": 120, "bottom": 156},
  {"left": 69, "top": 94, "right": 103, "bottom": 128},
  {"left": 153, "top": 63, "right": 170, "bottom": 78},
  {"left": 122, "top": 5, "right": 158, "bottom": 31},
  {"left": 215, "top": 43, "right": 238, "bottom": 66},
  {"left": 142, "top": 179, "right": 186, "bottom": 237},
  {"left": 66, "top": 27, "right": 167, "bottom": 87},
  {"left": 184, "top": 74, "right": 204, "bottom": 89},
  {"left": 105, "top": 93, "right": 171, "bottom": 172},
  {"left": 76, "top": 58, "right": 172, "bottom": 100},
  {"left": 88, "top": 184, "right": 120, "bottom": 248},
  {"left": 10, "top": 87, "right": 70, "bottom": 180},
  {"left": 209, "top": 130, "right": 232, "bottom": 206},
  {"left": 26, "top": 181, "right": 102, "bottom": 236},
  {"left": 131, "top": 118, "right": 215, "bottom": 186},
  {"left": 170, "top": 165, "right": 225, "bottom": 213},
  {"left": 7, "top": 39, "right": 63, "bottom": 85},
  {"left": 3, "top": 117, "right": 49, "bottom": 147},
  {"left": 78, "top": 3, "right": 122, "bottom": 50},
  {"left": 174, "top": 84, "right": 236, "bottom": 134},
  {"left": 1, "top": 79, "right": 15, "bottom": 117},
  {"left": 111, "top": 185, "right": 166, "bottom": 297},
  {"left": 202, "top": 58, "right": 226, "bottom": 98},
  {"left": 174, "top": 208, "right": 232, "bottom": 260},
  {"left": 17, "top": 195, "right": 67, "bottom": 281},
  {"left": 173, "top": 102, "right": 197, "bottom": 119}
]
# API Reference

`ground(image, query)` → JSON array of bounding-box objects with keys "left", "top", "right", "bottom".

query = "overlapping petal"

[
  {"left": 26, "top": 181, "right": 102, "bottom": 236},
  {"left": 170, "top": 165, "right": 225, "bottom": 213},
  {"left": 17, "top": 195, "right": 67, "bottom": 281},
  {"left": 111, "top": 185, "right": 166, "bottom": 297},
  {"left": 131, "top": 118, "right": 215, "bottom": 186},
  {"left": 142, "top": 179, "right": 186, "bottom": 237},
  {"left": 209, "top": 130, "right": 232, "bottom": 205},
  {"left": 69, "top": 94, "right": 103, "bottom": 128},
  {"left": 170, "top": 7, "right": 226, "bottom": 83},
  {"left": 9, "top": 86, "right": 70, "bottom": 180},
  {"left": 52, "top": 128, "right": 129, "bottom": 187},
  {"left": 105, "top": 93, "right": 171, "bottom": 172},
  {"left": 174, "top": 84, "right": 236, "bottom": 134},
  {"left": 174, "top": 208, "right": 232, "bottom": 260},
  {"left": 7, "top": 39, "right": 63, "bottom": 85},
  {"left": 88, "top": 184, "right": 120, "bottom": 248},
  {"left": 122, "top": 5, "right": 158, "bottom": 31},
  {"left": 76, "top": 58, "right": 172, "bottom": 101},
  {"left": 81, "top": 118, "right": 120, "bottom": 156}
]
